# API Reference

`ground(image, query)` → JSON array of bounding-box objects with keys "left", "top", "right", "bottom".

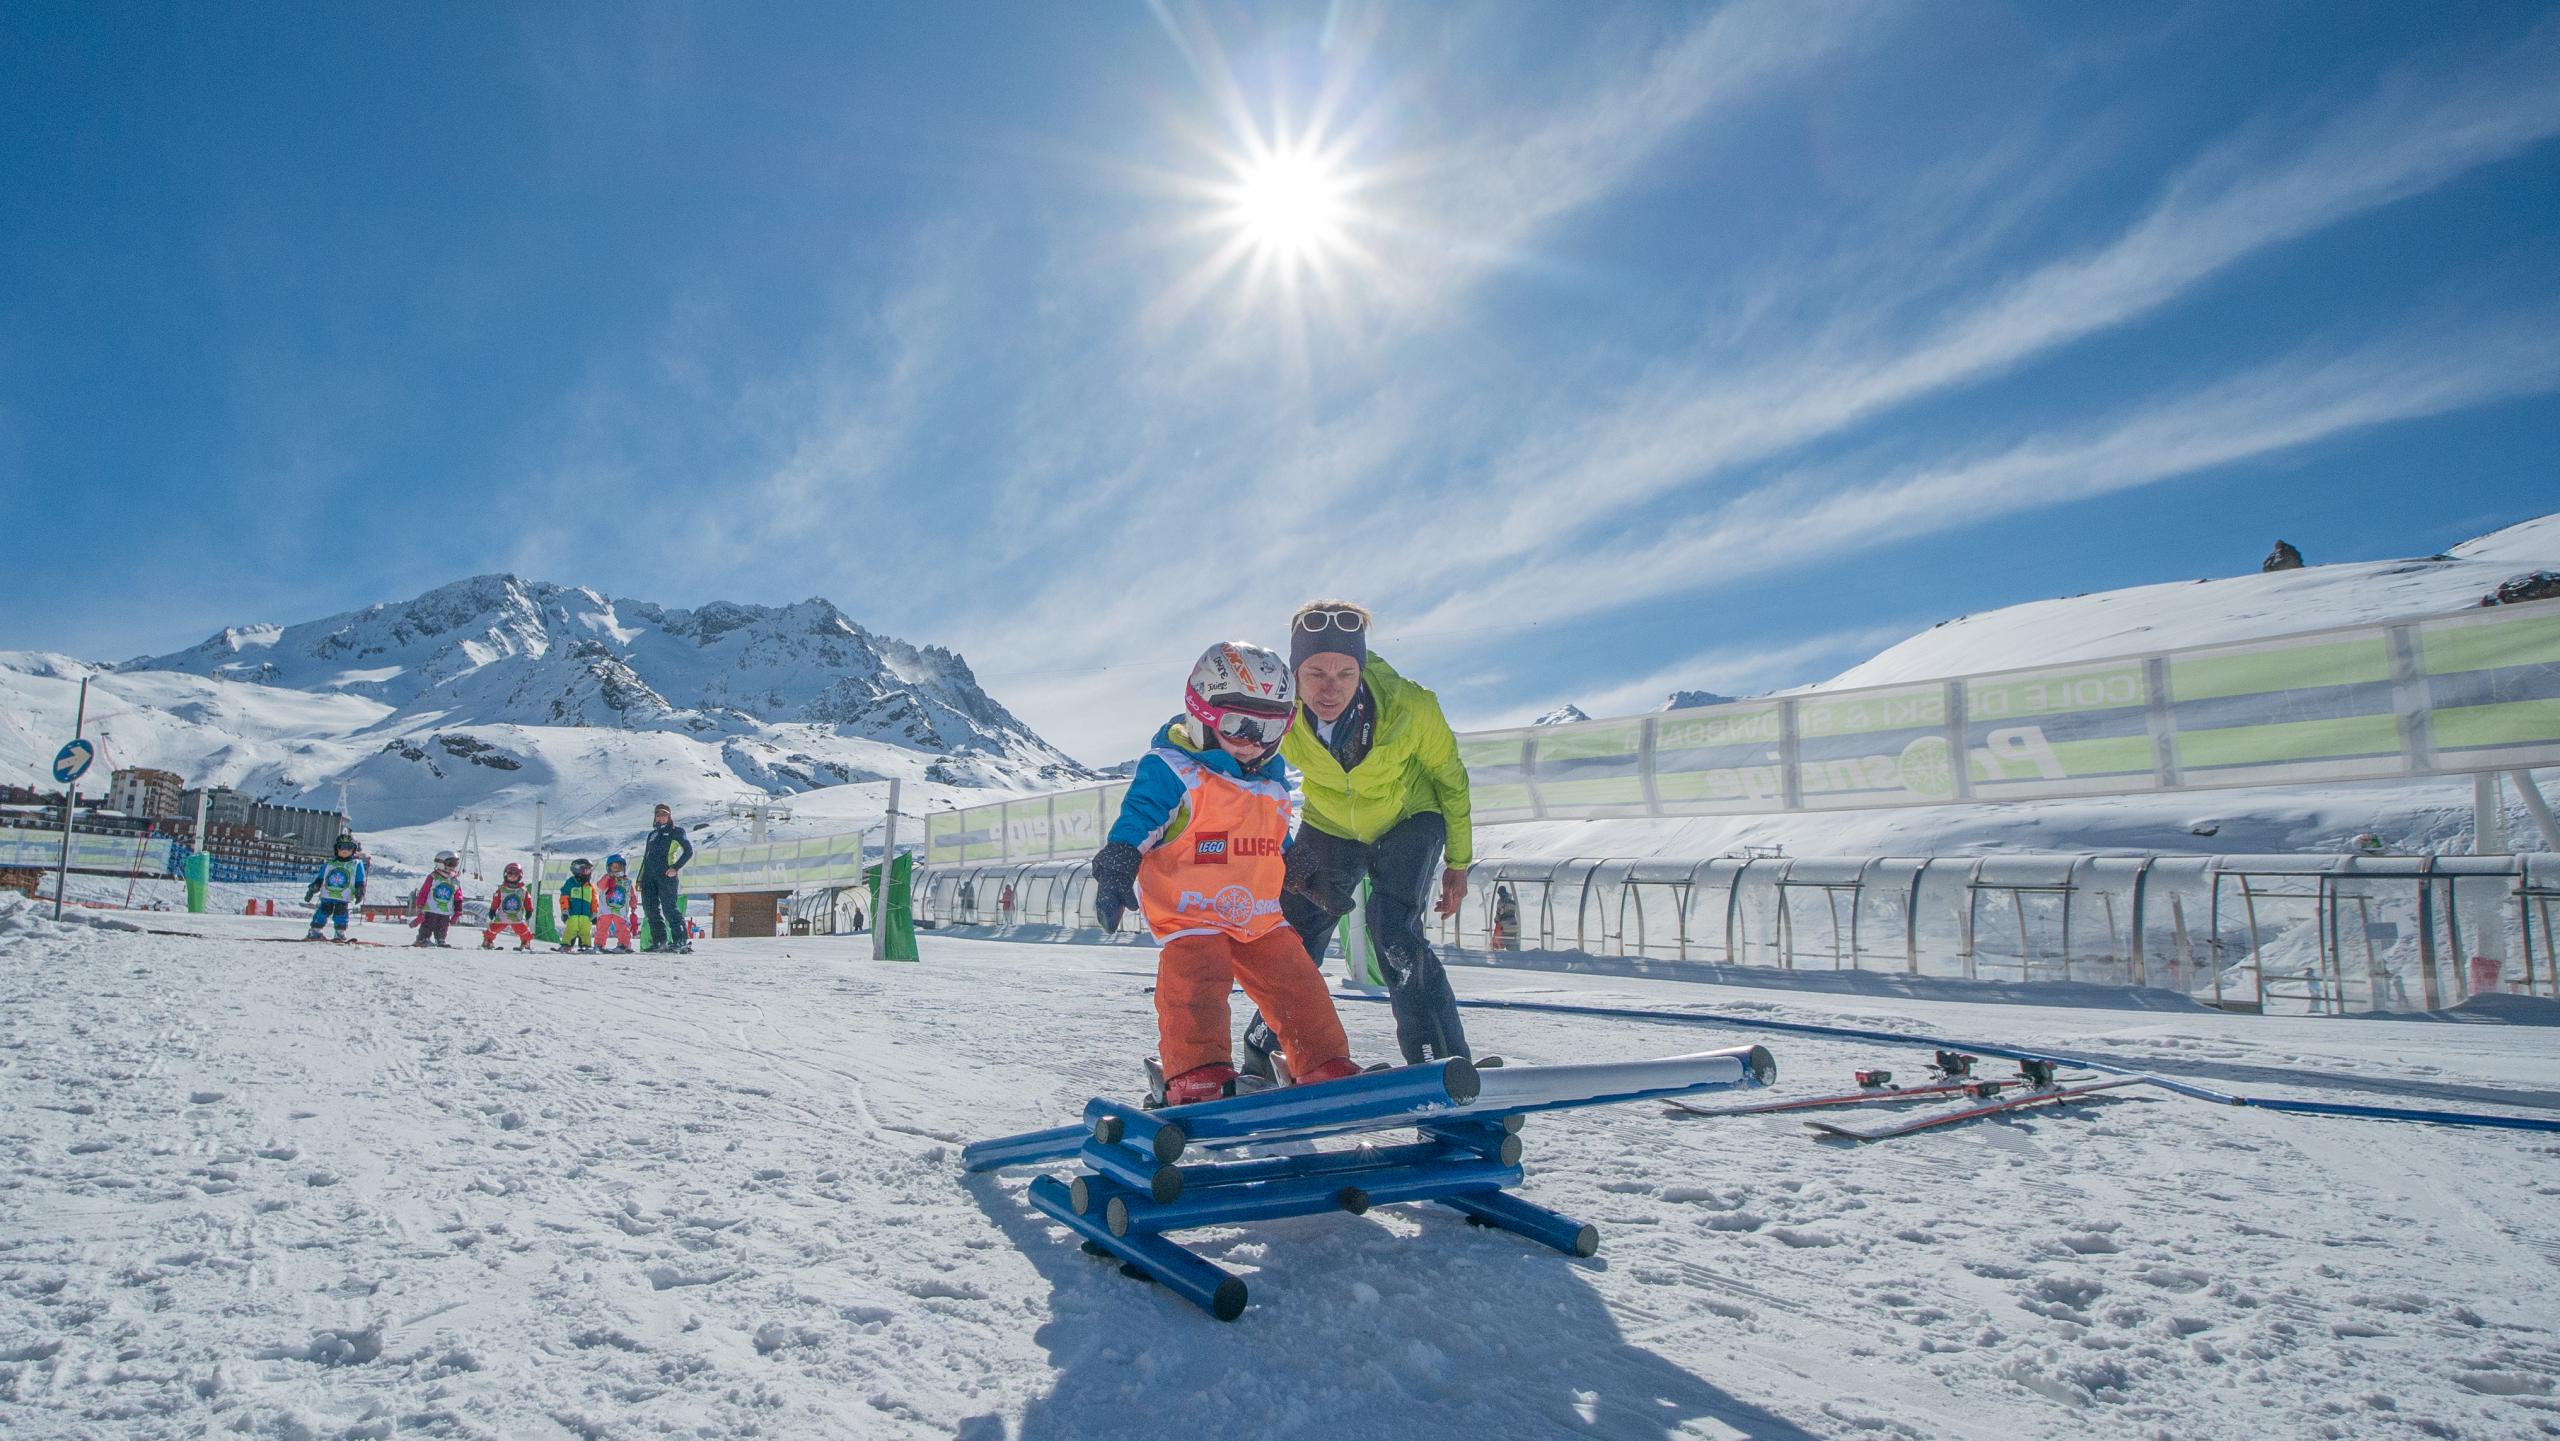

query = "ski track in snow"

[{"left": 2, "top": 912, "right": 2557, "bottom": 1439}]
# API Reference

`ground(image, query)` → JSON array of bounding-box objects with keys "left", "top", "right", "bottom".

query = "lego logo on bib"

[{"left": 1194, "top": 831, "right": 1229, "bottom": 864}]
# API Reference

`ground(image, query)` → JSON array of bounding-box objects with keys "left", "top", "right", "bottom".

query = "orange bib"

[{"left": 1136, "top": 748, "right": 1293, "bottom": 943}]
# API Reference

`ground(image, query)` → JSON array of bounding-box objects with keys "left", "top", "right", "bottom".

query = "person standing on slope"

[
  {"left": 302, "top": 832, "right": 366, "bottom": 943},
  {"left": 413, "top": 851, "right": 466, "bottom": 948},
  {"left": 1242, "top": 601, "right": 1475, "bottom": 1077},
  {"left": 641, "top": 803, "right": 694, "bottom": 954}
]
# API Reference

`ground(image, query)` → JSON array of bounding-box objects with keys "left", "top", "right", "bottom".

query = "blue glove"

[{"left": 1091, "top": 842, "right": 1141, "bottom": 933}]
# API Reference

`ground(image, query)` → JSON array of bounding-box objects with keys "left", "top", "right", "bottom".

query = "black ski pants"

[
  {"left": 1245, "top": 811, "right": 1470, "bottom": 1067},
  {"left": 641, "top": 874, "right": 685, "bottom": 947}
]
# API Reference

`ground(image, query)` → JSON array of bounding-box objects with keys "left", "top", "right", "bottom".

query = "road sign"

[{"left": 52, "top": 739, "right": 95, "bottom": 785}]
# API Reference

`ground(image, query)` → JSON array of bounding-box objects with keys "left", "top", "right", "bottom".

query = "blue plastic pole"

[
  {"left": 961, "top": 1122, "right": 1090, "bottom": 1173},
  {"left": 1416, "top": 1118, "right": 1526, "bottom": 1165},
  {"left": 1443, "top": 1189, "right": 1600, "bottom": 1257},
  {"left": 964, "top": 1057, "right": 1481, "bottom": 1171},
  {"left": 1114, "top": 1157, "right": 1521, "bottom": 1235},
  {"left": 1154, "top": 1137, "right": 1466, "bottom": 1191},
  {"left": 1161, "top": 1056, "right": 1481, "bottom": 1147},
  {"left": 1027, "top": 1176, "right": 1247, "bottom": 1321},
  {"left": 1083, "top": 1098, "right": 1188, "bottom": 1162},
  {"left": 1078, "top": 1139, "right": 1185, "bottom": 1204}
]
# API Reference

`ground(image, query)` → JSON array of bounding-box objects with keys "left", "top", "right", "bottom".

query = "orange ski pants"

[{"left": 1155, "top": 928, "right": 1351, "bottom": 1081}]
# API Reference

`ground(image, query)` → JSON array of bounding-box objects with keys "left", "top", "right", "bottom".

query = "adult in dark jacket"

[{"left": 640, "top": 802, "right": 695, "bottom": 953}]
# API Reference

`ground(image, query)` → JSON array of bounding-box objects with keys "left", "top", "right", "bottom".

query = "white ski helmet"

[{"left": 1184, "top": 641, "right": 1296, "bottom": 749}]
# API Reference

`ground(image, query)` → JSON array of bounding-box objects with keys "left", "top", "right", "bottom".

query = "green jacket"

[{"left": 1281, "top": 654, "right": 1473, "bottom": 866}]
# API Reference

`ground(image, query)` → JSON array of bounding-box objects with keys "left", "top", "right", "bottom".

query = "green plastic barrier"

[{"left": 867, "top": 853, "right": 917, "bottom": 962}]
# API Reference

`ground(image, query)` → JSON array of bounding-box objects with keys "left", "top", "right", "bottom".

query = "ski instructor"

[
  {"left": 1243, "top": 600, "right": 1475, "bottom": 1078},
  {"left": 641, "top": 802, "right": 695, "bottom": 954}
]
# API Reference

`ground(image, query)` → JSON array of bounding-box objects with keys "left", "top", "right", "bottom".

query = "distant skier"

[
  {"left": 1088, "top": 641, "right": 1361, "bottom": 1105},
  {"left": 641, "top": 803, "right": 695, "bottom": 954},
  {"left": 595, "top": 854, "right": 638, "bottom": 953},
  {"left": 557, "top": 858, "right": 599, "bottom": 953},
  {"left": 1490, "top": 882, "right": 1520, "bottom": 952},
  {"left": 2262, "top": 539, "right": 2305, "bottom": 572},
  {"left": 413, "top": 852, "right": 465, "bottom": 948},
  {"left": 1242, "top": 601, "right": 1477, "bottom": 1077},
  {"left": 481, "top": 862, "right": 536, "bottom": 950},
  {"left": 302, "top": 833, "right": 366, "bottom": 943}
]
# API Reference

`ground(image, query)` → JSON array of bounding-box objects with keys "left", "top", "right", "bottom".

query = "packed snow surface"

[{"left": 4, "top": 910, "right": 2556, "bottom": 1439}]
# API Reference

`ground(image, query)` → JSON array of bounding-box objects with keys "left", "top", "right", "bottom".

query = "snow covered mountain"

[
  {"left": 123, "top": 575, "right": 1062, "bottom": 762},
  {"left": 3, "top": 576, "right": 1088, "bottom": 870},
  {"left": 1531, "top": 704, "right": 1591, "bottom": 726}
]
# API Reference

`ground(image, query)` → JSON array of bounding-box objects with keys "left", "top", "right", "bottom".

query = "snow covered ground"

[{"left": 4, "top": 908, "right": 2556, "bottom": 1439}]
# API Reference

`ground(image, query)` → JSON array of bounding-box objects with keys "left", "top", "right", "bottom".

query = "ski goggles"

[
  {"left": 1211, "top": 706, "right": 1294, "bottom": 746},
  {"left": 1294, "top": 607, "right": 1368, "bottom": 635}
]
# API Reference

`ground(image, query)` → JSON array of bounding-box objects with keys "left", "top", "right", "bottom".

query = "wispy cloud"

[
  {"left": 1477, "top": 622, "right": 1919, "bottom": 729},
  {"left": 1373, "top": 0, "right": 1880, "bottom": 319},
  {"left": 1400, "top": 306, "right": 2560, "bottom": 637}
]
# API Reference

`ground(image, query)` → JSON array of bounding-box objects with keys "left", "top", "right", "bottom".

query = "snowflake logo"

[{"left": 1210, "top": 885, "right": 1257, "bottom": 929}]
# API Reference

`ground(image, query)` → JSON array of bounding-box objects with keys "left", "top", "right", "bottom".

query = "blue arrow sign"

[{"left": 52, "top": 739, "right": 95, "bottom": 785}]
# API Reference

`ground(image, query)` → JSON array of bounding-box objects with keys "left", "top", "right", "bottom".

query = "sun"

[{"left": 1225, "top": 147, "right": 1349, "bottom": 263}]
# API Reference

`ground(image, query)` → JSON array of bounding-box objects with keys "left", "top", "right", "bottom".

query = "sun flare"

[{"left": 1226, "top": 148, "right": 1349, "bottom": 262}]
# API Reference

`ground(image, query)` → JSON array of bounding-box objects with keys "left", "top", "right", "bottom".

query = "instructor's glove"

[
  {"left": 1283, "top": 848, "right": 1361, "bottom": 916},
  {"left": 1090, "top": 842, "right": 1141, "bottom": 933}
]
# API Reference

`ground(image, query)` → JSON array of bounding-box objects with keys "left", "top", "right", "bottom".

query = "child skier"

[
  {"left": 302, "top": 833, "right": 366, "bottom": 943},
  {"left": 595, "top": 854, "right": 638, "bottom": 953},
  {"left": 1089, "top": 641, "right": 1361, "bottom": 1106},
  {"left": 557, "top": 858, "right": 599, "bottom": 953},
  {"left": 412, "top": 852, "right": 465, "bottom": 947},
  {"left": 481, "top": 862, "right": 536, "bottom": 950}
]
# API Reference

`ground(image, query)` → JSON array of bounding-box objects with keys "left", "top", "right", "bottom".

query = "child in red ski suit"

[{"left": 1090, "top": 642, "right": 1357, "bottom": 1106}]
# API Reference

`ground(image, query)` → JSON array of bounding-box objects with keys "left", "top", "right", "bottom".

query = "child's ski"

[
  {"left": 1663, "top": 1076, "right": 1993, "bottom": 1118},
  {"left": 1804, "top": 1077, "right": 2148, "bottom": 1142}
]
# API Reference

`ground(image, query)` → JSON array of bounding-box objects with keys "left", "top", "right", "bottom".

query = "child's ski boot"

[{"left": 1161, "top": 1062, "right": 1239, "bottom": 1107}]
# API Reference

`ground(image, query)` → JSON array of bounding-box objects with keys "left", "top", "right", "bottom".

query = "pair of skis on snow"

[{"left": 1662, "top": 1051, "right": 2146, "bottom": 1141}]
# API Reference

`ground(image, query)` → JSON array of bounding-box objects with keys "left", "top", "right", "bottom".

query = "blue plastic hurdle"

[{"left": 963, "top": 1046, "right": 1776, "bottom": 1319}]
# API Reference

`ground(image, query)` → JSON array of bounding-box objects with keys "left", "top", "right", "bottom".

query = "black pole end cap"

[
  {"left": 1442, "top": 1055, "right": 1482, "bottom": 1105},
  {"left": 1211, "top": 1277, "right": 1248, "bottom": 1321}
]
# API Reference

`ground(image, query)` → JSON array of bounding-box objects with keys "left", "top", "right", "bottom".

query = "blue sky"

[{"left": 4, "top": 2, "right": 2556, "bottom": 762}]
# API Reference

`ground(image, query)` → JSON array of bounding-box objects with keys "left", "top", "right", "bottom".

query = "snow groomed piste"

[{"left": 962, "top": 1045, "right": 1777, "bottom": 1319}]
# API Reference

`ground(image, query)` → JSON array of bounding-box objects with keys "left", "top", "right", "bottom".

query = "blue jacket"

[{"left": 1108, "top": 718, "right": 1296, "bottom": 851}]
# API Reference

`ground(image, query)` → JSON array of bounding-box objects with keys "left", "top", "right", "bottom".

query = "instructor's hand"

[{"left": 1435, "top": 866, "right": 1468, "bottom": 918}]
